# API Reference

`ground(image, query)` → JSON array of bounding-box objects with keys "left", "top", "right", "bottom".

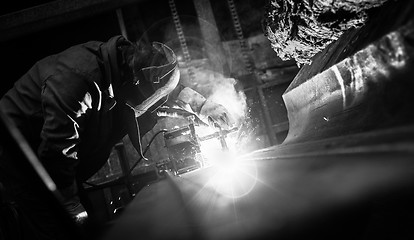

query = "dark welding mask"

[
  {"left": 125, "top": 42, "right": 180, "bottom": 118},
  {"left": 122, "top": 42, "right": 179, "bottom": 160}
]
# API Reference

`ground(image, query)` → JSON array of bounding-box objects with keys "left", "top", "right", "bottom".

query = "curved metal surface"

[
  {"left": 101, "top": 127, "right": 414, "bottom": 240},
  {"left": 283, "top": 21, "right": 414, "bottom": 144}
]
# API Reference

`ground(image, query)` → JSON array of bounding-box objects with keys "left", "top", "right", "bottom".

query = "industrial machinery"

[
  {"left": 159, "top": 122, "right": 239, "bottom": 175},
  {"left": 162, "top": 124, "right": 203, "bottom": 175}
]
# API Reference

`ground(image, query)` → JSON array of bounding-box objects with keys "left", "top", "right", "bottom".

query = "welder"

[{"left": 0, "top": 35, "right": 233, "bottom": 239}]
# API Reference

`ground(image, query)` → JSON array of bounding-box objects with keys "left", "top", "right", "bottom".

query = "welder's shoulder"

[
  {"left": 45, "top": 41, "right": 103, "bottom": 83},
  {"left": 36, "top": 42, "right": 104, "bottom": 107}
]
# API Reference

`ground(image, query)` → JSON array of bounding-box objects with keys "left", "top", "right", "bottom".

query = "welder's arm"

[
  {"left": 39, "top": 74, "right": 90, "bottom": 225},
  {"left": 174, "top": 87, "right": 234, "bottom": 129}
]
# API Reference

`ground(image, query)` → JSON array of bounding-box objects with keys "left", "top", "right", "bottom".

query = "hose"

[
  {"left": 128, "top": 129, "right": 168, "bottom": 175},
  {"left": 84, "top": 129, "right": 168, "bottom": 187}
]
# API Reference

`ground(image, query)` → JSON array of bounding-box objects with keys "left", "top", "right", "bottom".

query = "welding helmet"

[
  {"left": 121, "top": 42, "right": 180, "bottom": 118},
  {"left": 118, "top": 41, "right": 179, "bottom": 160}
]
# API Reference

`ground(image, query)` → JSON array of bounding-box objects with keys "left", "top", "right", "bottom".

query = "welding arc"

[{"left": 128, "top": 129, "right": 168, "bottom": 175}]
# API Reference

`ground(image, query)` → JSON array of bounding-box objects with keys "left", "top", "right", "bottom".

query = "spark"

[
  {"left": 197, "top": 127, "right": 258, "bottom": 199},
  {"left": 205, "top": 152, "right": 258, "bottom": 199},
  {"left": 190, "top": 115, "right": 260, "bottom": 201}
]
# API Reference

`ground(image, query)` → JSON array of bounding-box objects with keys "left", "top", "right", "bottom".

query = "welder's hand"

[
  {"left": 60, "top": 184, "right": 88, "bottom": 226},
  {"left": 199, "top": 99, "right": 234, "bottom": 130},
  {"left": 62, "top": 195, "right": 88, "bottom": 226}
]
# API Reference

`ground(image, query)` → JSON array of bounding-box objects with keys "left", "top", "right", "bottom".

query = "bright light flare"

[
  {"left": 204, "top": 151, "right": 258, "bottom": 199},
  {"left": 196, "top": 124, "right": 258, "bottom": 199}
]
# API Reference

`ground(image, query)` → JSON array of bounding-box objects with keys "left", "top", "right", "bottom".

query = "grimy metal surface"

[
  {"left": 101, "top": 125, "right": 414, "bottom": 240},
  {"left": 282, "top": 21, "right": 414, "bottom": 144}
]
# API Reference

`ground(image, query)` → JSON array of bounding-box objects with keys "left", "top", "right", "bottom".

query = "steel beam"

[
  {"left": 193, "top": 0, "right": 230, "bottom": 75},
  {"left": 0, "top": 0, "right": 147, "bottom": 42}
]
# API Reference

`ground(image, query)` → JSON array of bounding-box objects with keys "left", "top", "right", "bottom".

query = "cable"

[
  {"left": 83, "top": 182, "right": 98, "bottom": 187},
  {"left": 128, "top": 129, "right": 168, "bottom": 175},
  {"left": 84, "top": 129, "right": 168, "bottom": 188},
  {"left": 133, "top": 116, "right": 148, "bottom": 162}
]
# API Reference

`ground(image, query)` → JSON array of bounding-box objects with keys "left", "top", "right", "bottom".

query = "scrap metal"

[{"left": 263, "top": 0, "right": 389, "bottom": 65}]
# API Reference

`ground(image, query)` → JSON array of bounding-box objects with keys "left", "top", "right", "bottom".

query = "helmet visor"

[{"left": 128, "top": 42, "right": 179, "bottom": 117}]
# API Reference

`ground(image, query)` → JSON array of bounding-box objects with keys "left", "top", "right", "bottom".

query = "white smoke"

[{"left": 180, "top": 66, "right": 247, "bottom": 126}]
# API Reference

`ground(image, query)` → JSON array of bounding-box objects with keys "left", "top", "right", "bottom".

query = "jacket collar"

[{"left": 100, "top": 35, "right": 128, "bottom": 112}]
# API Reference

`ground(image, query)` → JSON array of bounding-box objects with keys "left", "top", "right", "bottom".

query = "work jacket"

[{"left": 0, "top": 36, "right": 152, "bottom": 194}]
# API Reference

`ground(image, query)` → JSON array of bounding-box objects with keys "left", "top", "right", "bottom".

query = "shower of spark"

[
  {"left": 196, "top": 124, "right": 258, "bottom": 199},
  {"left": 204, "top": 151, "right": 258, "bottom": 199}
]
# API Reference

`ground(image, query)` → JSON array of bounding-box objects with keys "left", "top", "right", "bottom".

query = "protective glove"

[
  {"left": 62, "top": 195, "right": 88, "bottom": 226},
  {"left": 199, "top": 99, "right": 234, "bottom": 130},
  {"left": 175, "top": 87, "right": 235, "bottom": 129},
  {"left": 59, "top": 184, "right": 88, "bottom": 226}
]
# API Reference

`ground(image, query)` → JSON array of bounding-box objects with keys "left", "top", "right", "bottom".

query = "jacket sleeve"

[
  {"left": 166, "top": 85, "right": 235, "bottom": 129},
  {"left": 38, "top": 71, "right": 93, "bottom": 195}
]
